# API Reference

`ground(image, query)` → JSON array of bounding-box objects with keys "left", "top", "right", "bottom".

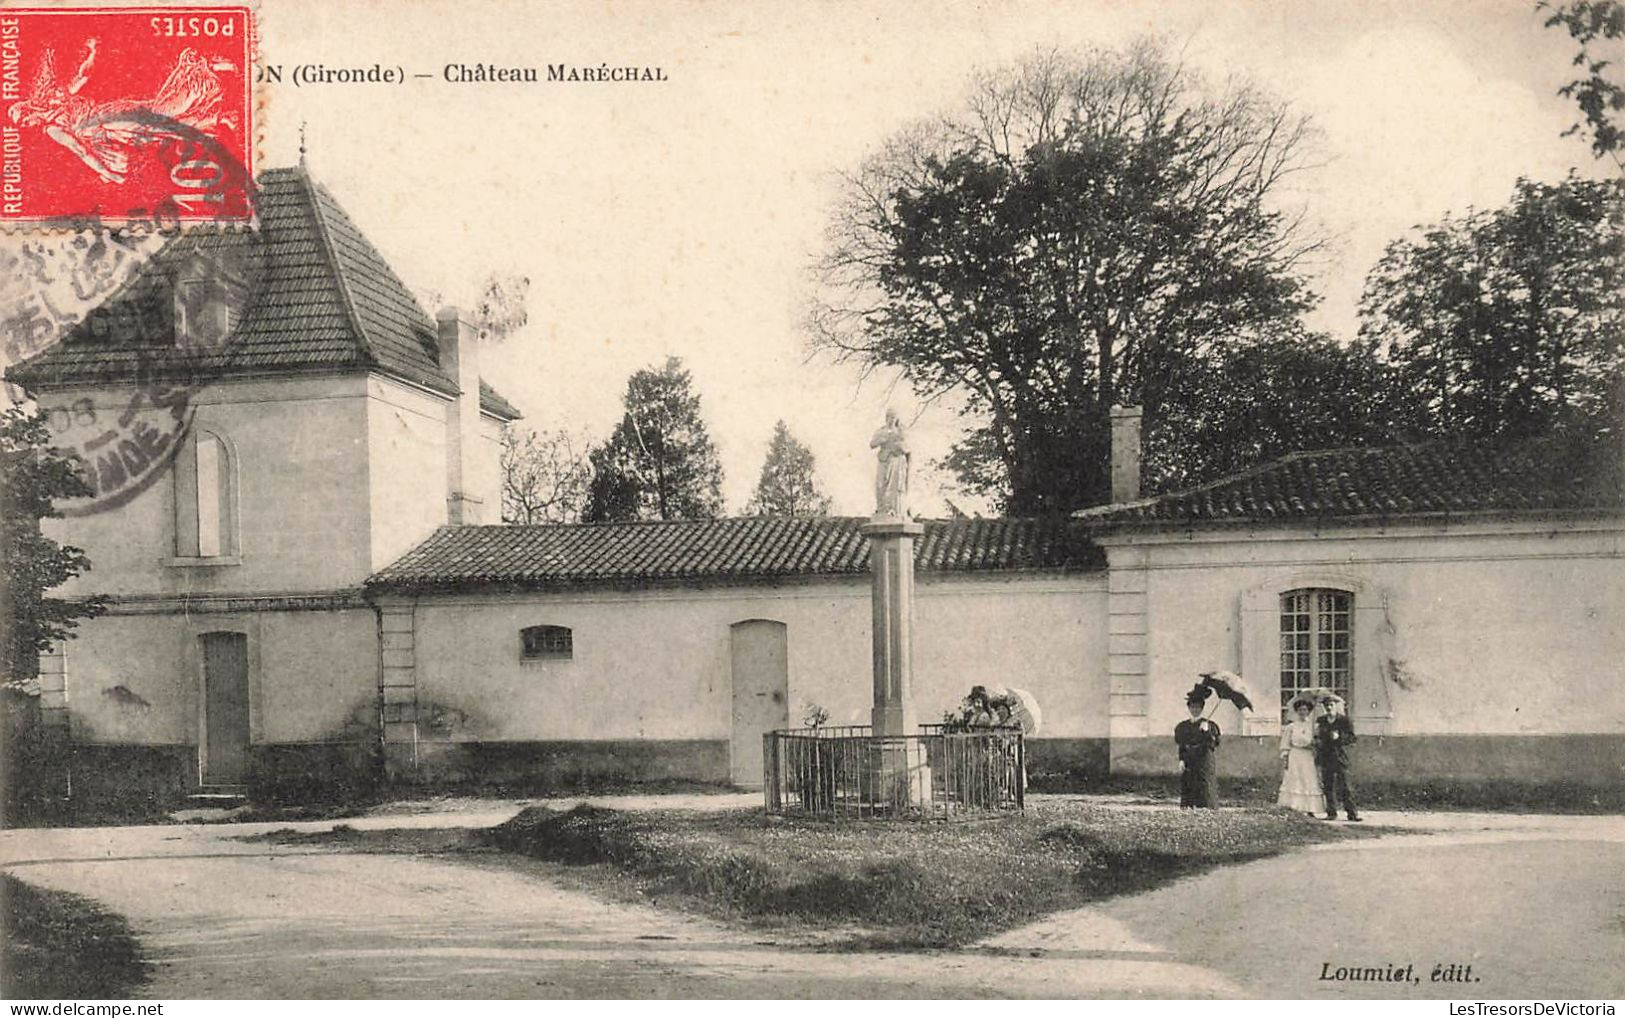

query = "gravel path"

[
  {"left": 3, "top": 803, "right": 1618, "bottom": 998},
  {"left": 0, "top": 808, "right": 1233, "bottom": 999},
  {"left": 983, "top": 811, "right": 1625, "bottom": 999}
]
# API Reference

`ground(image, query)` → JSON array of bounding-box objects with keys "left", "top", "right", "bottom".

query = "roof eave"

[
  {"left": 362, "top": 562, "right": 1097, "bottom": 596},
  {"left": 1085, "top": 505, "right": 1625, "bottom": 538}
]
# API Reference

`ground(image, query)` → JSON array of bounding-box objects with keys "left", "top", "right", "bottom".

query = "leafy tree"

[
  {"left": 1, "top": 407, "right": 105, "bottom": 680},
  {"left": 584, "top": 357, "right": 724, "bottom": 522},
  {"left": 1358, "top": 175, "right": 1625, "bottom": 444},
  {"left": 500, "top": 425, "right": 590, "bottom": 524},
  {"left": 746, "top": 420, "right": 832, "bottom": 517},
  {"left": 1149, "top": 330, "right": 1409, "bottom": 490},
  {"left": 1540, "top": 0, "right": 1625, "bottom": 166},
  {"left": 809, "top": 42, "right": 1322, "bottom": 513}
]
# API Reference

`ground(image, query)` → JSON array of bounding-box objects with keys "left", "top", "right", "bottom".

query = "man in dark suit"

[
  {"left": 1174, "top": 691, "right": 1221, "bottom": 808},
  {"left": 1315, "top": 695, "right": 1361, "bottom": 821}
]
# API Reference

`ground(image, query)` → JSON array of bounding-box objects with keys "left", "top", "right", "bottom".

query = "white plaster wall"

[
  {"left": 915, "top": 575, "right": 1108, "bottom": 735},
  {"left": 405, "top": 573, "right": 1108, "bottom": 743},
  {"left": 255, "top": 610, "right": 378, "bottom": 743},
  {"left": 39, "top": 376, "right": 374, "bottom": 596},
  {"left": 1116, "top": 522, "right": 1625, "bottom": 739},
  {"left": 56, "top": 608, "right": 376, "bottom": 748},
  {"left": 469, "top": 413, "right": 504, "bottom": 523},
  {"left": 58, "top": 615, "right": 193, "bottom": 745},
  {"left": 366, "top": 376, "right": 451, "bottom": 570}
]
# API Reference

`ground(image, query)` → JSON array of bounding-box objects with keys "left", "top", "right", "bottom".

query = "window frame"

[
  {"left": 1278, "top": 588, "right": 1353, "bottom": 717},
  {"left": 520, "top": 624, "right": 574, "bottom": 662},
  {"left": 1238, "top": 574, "right": 1393, "bottom": 736},
  {"left": 175, "top": 277, "right": 236, "bottom": 349},
  {"left": 169, "top": 428, "right": 241, "bottom": 567}
]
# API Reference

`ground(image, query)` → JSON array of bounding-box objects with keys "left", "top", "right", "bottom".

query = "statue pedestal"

[{"left": 861, "top": 519, "right": 924, "bottom": 737}]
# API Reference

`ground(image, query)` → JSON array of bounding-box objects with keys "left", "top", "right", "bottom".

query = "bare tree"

[
  {"left": 416, "top": 271, "right": 531, "bottom": 341},
  {"left": 500, "top": 425, "right": 590, "bottom": 524}
]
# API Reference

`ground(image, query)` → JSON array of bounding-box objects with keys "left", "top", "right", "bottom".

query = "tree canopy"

[
  {"left": 1359, "top": 174, "right": 1624, "bottom": 444},
  {"left": 584, "top": 357, "right": 724, "bottom": 522},
  {"left": 746, "top": 420, "right": 832, "bottom": 518},
  {"left": 1, "top": 407, "right": 105, "bottom": 680},
  {"left": 809, "top": 42, "right": 1323, "bottom": 513},
  {"left": 1541, "top": 0, "right": 1625, "bottom": 166},
  {"left": 1149, "top": 331, "right": 1408, "bottom": 492}
]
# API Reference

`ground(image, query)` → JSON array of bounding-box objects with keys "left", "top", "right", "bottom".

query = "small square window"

[{"left": 521, "top": 625, "right": 573, "bottom": 660}]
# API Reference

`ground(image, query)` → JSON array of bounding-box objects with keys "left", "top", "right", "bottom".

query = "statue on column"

[{"left": 870, "top": 408, "right": 911, "bottom": 520}]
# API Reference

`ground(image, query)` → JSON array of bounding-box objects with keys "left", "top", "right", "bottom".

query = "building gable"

[{"left": 6, "top": 167, "right": 519, "bottom": 421}]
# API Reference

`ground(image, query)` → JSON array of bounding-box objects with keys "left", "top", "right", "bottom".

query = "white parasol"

[{"left": 1000, "top": 686, "right": 1043, "bottom": 736}]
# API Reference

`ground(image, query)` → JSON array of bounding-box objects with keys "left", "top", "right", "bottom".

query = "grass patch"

[
  {"left": 242, "top": 823, "right": 481, "bottom": 854},
  {"left": 1, "top": 876, "right": 150, "bottom": 998},
  {"left": 483, "top": 800, "right": 1379, "bottom": 948}
]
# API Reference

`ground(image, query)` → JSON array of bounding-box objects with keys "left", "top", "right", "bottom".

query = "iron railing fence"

[{"left": 763, "top": 725, "right": 1023, "bottom": 821}]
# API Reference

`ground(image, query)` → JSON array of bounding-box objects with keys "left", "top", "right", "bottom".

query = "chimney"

[
  {"left": 436, "top": 307, "right": 486, "bottom": 525},
  {"left": 1109, "top": 405, "right": 1143, "bottom": 503}
]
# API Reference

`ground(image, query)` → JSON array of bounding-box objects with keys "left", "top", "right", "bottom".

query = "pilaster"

[
  {"left": 377, "top": 602, "right": 420, "bottom": 779},
  {"left": 1106, "top": 547, "right": 1150, "bottom": 743}
]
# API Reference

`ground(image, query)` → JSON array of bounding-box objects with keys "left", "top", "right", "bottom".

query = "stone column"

[{"left": 861, "top": 520, "right": 924, "bottom": 736}]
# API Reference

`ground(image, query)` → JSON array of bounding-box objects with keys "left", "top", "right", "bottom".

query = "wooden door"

[
  {"left": 730, "top": 620, "right": 788, "bottom": 788},
  {"left": 201, "top": 632, "right": 249, "bottom": 785}
]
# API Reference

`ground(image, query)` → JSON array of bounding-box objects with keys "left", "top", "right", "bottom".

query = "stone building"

[{"left": 9, "top": 167, "right": 1622, "bottom": 803}]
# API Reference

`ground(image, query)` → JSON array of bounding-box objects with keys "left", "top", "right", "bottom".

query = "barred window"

[
  {"left": 1279, "top": 589, "right": 1351, "bottom": 714},
  {"left": 521, "top": 625, "right": 573, "bottom": 660}
]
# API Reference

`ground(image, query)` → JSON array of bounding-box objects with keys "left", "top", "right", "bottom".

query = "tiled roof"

[
  {"left": 366, "top": 516, "right": 1100, "bottom": 590},
  {"left": 1076, "top": 437, "right": 1624, "bottom": 531},
  {"left": 478, "top": 381, "right": 521, "bottom": 421},
  {"left": 7, "top": 166, "right": 520, "bottom": 421}
]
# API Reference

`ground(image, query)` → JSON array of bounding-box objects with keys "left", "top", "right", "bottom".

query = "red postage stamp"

[{"left": 1, "top": 6, "right": 254, "bottom": 226}]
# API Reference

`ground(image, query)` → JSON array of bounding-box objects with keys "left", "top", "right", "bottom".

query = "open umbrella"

[
  {"left": 999, "top": 687, "right": 1043, "bottom": 735},
  {"left": 1198, "top": 670, "right": 1257, "bottom": 714}
]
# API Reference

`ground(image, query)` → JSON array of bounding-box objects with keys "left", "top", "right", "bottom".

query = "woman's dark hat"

[
  {"left": 1185, "top": 684, "right": 1209, "bottom": 706},
  {"left": 1290, "top": 694, "right": 1316, "bottom": 711}
]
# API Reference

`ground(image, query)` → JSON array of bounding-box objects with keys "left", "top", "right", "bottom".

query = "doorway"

[
  {"left": 201, "top": 631, "right": 250, "bottom": 786},
  {"left": 729, "top": 619, "right": 788, "bottom": 788}
]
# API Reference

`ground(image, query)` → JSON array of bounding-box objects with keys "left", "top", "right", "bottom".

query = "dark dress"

[
  {"left": 1174, "top": 717, "right": 1221, "bottom": 808},
  {"left": 1314, "top": 714, "right": 1358, "bottom": 817}
]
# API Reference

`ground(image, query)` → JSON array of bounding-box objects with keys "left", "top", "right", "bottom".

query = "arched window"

[
  {"left": 174, "top": 430, "right": 237, "bottom": 559},
  {"left": 520, "top": 625, "right": 573, "bottom": 661},
  {"left": 1279, "top": 589, "right": 1352, "bottom": 714}
]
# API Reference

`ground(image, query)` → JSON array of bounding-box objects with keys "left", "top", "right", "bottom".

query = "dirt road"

[
  {"left": 984, "top": 812, "right": 1625, "bottom": 999},
  {"left": 3, "top": 804, "right": 1619, "bottom": 998},
  {"left": 0, "top": 811, "right": 1234, "bottom": 999}
]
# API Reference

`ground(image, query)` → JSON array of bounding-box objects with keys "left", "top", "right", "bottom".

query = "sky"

[{"left": 248, "top": 0, "right": 1609, "bottom": 516}]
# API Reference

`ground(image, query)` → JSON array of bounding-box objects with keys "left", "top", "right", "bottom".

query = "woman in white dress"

[{"left": 1277, "top": 696, "right": 1325, "bottom": 813}]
